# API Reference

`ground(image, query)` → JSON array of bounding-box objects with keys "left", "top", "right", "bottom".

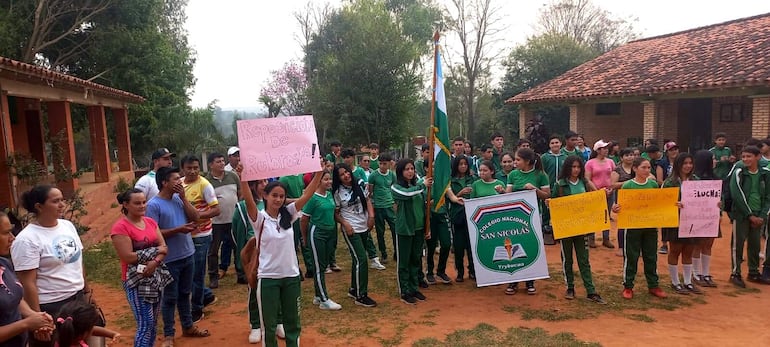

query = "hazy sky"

[{"left": 185, "top": 0, "right": 770, "bottom": 109}]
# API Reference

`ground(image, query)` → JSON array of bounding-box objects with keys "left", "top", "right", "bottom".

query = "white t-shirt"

[
  {"left": 249, "top": 203, "right": 301, "bottom": 279},
  {"left": 334, "top": 180, "right": 369, "bottom": 233},
  {"left": 135, "top": 171, "right": 159, "bottom": 201},
  {"left": 11, "top": 220, "right": 85, "bottom": 304}
]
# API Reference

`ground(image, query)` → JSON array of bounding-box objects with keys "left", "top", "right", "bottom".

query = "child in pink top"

[{"left": 585, "top": 140, "right": 617, "bottom": 248}]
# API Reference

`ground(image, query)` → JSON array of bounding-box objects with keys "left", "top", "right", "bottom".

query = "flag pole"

[{"left": 425, "top": 30, "right": 440, "bottom": 239}]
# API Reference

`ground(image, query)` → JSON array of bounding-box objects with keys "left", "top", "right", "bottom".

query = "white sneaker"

[
  {"left": 370, "top": 258, "right": 386, "bottom": 270},
  {"left": 312, "top": 296, "right": 321, "bottom": 305},
  {"left": 325, "top": 266, "right": 333, "bottom": 274},
  {"left": 248, "top": 329, "right": 261, "bottom": 344},
  {"left": 276, "top": 324, "right": 286, "bottom": 339},
  {"left": 319, "top": 299, "right": 342, "bottom": 310}
]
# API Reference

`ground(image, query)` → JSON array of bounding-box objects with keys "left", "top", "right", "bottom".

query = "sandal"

[
  {"left": 505, "top": 283, "right": 518, "bottom": 295},
  {"left": 183, "top": 325, "right": 211, "bottom": 338},
  {"left": 161, "top": 337, "right": 174, "bottom": 347}
]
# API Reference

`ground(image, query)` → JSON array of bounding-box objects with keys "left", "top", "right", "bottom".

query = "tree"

[
  {"left": 444, "top": 0, "right": 504, "bottom": 145},
  {"left": 258, "top": 61, "right": 309, "bottom": 117},
  {"left": 536, "top": 0, "right": 638, "bottom": 53},
  {"left": 304, "top": 0, "right": 440, "bottom": 149}
]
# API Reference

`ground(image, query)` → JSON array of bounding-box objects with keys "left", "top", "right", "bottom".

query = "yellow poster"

[
  {"left": 617, "top": 187, "right": 680, "bottom": 229},
  {"left": 550, "top": 190, "right": 610, "bottom": 239}
]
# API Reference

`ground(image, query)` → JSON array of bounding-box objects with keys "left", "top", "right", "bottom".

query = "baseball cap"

[
  {"left": 227, "top": 146, "right": 240, "bottom": 156},
  {"left": 151, "top": 148, "right": 175, "bottom": 160},
  {"left": 593, "top": 140, "right": 610, "bottom": 151},
  {"left": 664, "top": 141, "right": 679, "bottom": 151}
]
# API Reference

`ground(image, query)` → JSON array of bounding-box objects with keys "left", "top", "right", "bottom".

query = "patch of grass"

[
  {"left": 83, "top": 242, "right": 122, "bottom": 288},
  {"left": 627, "top": 313, "right": 655, "bottom": 323},
  {"left": 412, "top": 323, "right": 600, "bottom": 347},
  {"left": 503, "top": 305, "right": 585, "bottom": 321},
  {"left": 721, "top": 286, "right": 760, "bottom": 298},
  {"left": 377, "top": 322, "right": 407, "bottom": 347},
  {"left": 110, "top": 202, "right": 119, "bottom": 208}
]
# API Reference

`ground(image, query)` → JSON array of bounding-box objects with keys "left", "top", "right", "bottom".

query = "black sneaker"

[
  {"left": 747, "top": 273, "right": 762, "bottom": 283},
  {"left": 412, "top": 291, "right": 426, "bottom": 301},
  {"left": 426, "top": 274, "right": 436, "bottom": 285},
  {"left": 526, "top": 281, "right": 536, "bottom": 295},
  {"left": 729, "top": 274, "right": 746, "bottom": 288},
  {"left": 400, "top": 293, "right": 417, "bottom": 305},
  {"left": 330, "top": 263, "right": 342, "bottom": 272},
  {"left": 469, "top": 273, "right": 476, "bottom": 281},
  {"left": 587, "top": 293, "right": 607, "bottom": 304},
  {"left": 565, "top": 288, "right": 575, "bottom": 300},
  {"left": 436, "top": 273, "right": 452, "bottom": 284},
  {"left": 236, "top": 276, "right": 248, "bottom": 285},
  {"left": 419, "top": 280, "right": 429, "bottom": 288},
  {"left": 455, "top": 275, "right": 464, "bottom": 283},
  {"left": 347, "top": 288, "right": 357, "bottom": 299},
  {"left": 203, "top": 294, "right": 218, "bottom": 307},
  {"left": 192, "top": 311, "right": 204, "bottom": 323},
  {"left": 355, "top": 295, "right": 377, "bottom": 307},
  {"left": 305, "top": 270, "right": 314, "bottom": 278}
]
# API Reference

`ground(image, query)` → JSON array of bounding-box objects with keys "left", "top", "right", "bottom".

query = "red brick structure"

[
  {"left": 0, "top": 57, "right": 144, "bottom": 207},
  {"left": 508, "top": 13, "right": 770, "bottom": 151}
]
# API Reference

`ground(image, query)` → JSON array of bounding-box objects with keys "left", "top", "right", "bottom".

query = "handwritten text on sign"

[
  {"left": 236, "top": 116, "right": 319, "bottom": 181},
  {"left": 549, "top": 190, "right": 610, "bottom": 239},
  {"left": 679, "top": 180, "right": 721, "bottom": 238},
  {"left": 617, "top": 187, "right": 680, "bottom": 229}
]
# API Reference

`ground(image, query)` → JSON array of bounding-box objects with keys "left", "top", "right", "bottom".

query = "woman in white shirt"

[{"left": 238, "top": 164, "right": 322, "bottom": 347}]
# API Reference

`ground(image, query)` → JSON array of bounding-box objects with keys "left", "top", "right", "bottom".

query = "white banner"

[{"left": 464, "top": 190, "right": 549, "bottom": 287}]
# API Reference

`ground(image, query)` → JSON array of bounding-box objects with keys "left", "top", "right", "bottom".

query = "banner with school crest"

[{"left": 464, "top": 190, "right": 549, "bottom": 287}]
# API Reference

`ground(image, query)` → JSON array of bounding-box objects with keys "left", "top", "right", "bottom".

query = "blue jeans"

[
  {"left": 192, "top": 235, "right": 213, "bottom": 314},
  {"left": 162, "top": 255, "right": 194, "bottom": 337}
]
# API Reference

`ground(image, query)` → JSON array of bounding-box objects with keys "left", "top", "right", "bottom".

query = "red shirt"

[{"left": 110, "top": 217, "right": 160, "bottom": 281}]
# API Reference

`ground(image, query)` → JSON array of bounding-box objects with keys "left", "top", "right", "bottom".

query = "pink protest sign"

[
  {"left": 236, "top": 116, "right": 320, "bottom": 181},
  {"left": 678, "top": 180, "right": 722, "bottom": 238}
]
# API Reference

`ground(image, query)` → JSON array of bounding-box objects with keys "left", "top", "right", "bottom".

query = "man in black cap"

[{"left": 135, "top": 148, "right": 175, "bottom": 200}]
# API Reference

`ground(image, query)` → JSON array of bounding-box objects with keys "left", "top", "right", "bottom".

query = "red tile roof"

[
  {"left": 0, "top": 56, "right": 145, "bottom": 104},
  {"left": 508, "top": 13, "right": 770, "bottom": 104}
]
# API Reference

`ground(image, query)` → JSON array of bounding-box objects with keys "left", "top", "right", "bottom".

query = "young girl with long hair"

[
  {"left": 610, "top": 148, "right": 636, "bottom": 256},
  {"left": 332, "top": 163, "right": 378, "bottom": 307},
  {"left": 551, "top": 156, "right": 605, "bottom": 304},
  {"left": 614, "top": 157, "right": 667, "bottom": 300},
  {"left": 585, "top": 140, "right": 616, "bottom": 248},
  {"left": 53, "top": 300, "right": 118, "bottom": 347},
  {"left": 446, "top": 155, "right": 476, "bottom": 283},
  {"left": 239, "top": 164, "right": 322, "bottom": 347},
  {"left": 495, "top": 153, "right": 515, "bottom": 182},
  {"left": 300, "top": 171, "right": 342, "bottom": 310},
  {"left": 663, "top": 153, "right": 704, "bottom": 295},
  {"left": 506, "top": 148, "right": 550, "bottom": 295},
  {"left": 691, "top": 150, "right": 719, "bottom": 287},
  {"left": 392, "top": 159, "right": 433, "bottom": 304},
  {"left": 110, "top": 189, "right": 170, "bottom": 347}
]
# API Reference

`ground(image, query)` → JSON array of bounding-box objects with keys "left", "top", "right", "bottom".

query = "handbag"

[{"left": 241, "top": 219, "right": 265, "bottom": 289}]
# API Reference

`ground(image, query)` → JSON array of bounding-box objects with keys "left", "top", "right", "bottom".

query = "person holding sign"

[
  {"left": 447, "top": 156, "right": 478, "bottom": 283},
  {"left": 332, "top": 163, "right": 378, "bottom": 308},
  {"left": 610, "top": 148, "right": 636, "bottom": 256},
  {"left": 551, "top": 156, "right": 606, "bottom": 304},
  {"left": 691, "top": 150, "right": 720, "bottom": 287},
  {"left": 391, "top": 159, "right": 433, "bottom": 305},
  {"left": 613, "top": 157, "right": 667, "bottom": 299},
  {"left": 506, "top": 148, "right": 550, "bottom": 295},
  {"left": 238, "top": 164, "right": 322, "bottom": 347},
  {"left": 300, "top": 171, "right": 344, "bottom": 310},
  {"left": 662, "top": 153, "right": 704, "bottom": 295},
  {"left": 727, "top": 146, "right": 770, "bottom": 288},
  {"left": 585, "top": 140, "right": 616, "bottom": 249}
]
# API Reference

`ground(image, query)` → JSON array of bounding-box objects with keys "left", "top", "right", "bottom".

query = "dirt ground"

[{"left": 88, "top": 215, "right": 770, "bottom": 347}]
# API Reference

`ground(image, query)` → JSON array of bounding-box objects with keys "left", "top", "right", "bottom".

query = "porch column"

[
  {"left": 24, "top": 100, "right": 47, "bottom": 167},
  {"left": 112, "top": 108, "right": 133, "bottom": 172},
  {"left": 47, "top": 101, "right": 79, "bottom": 195},
  {"left": 750, "top": 95, "right": 770, "bottom": 139},
  {"left": 568, "top": 104, "right": 578, "bottom": 132},
  {"left": 641, "top": 100, "right": 658, "bottom": 141},
  {"left": 0, "top": 90, "right": 17, "bottom": 207},
  {"left": 87, "top": 105, "right": 111, "bottom": 182},
  {"left": 519, "top": 106, "right": 532, "bottom": 138}
]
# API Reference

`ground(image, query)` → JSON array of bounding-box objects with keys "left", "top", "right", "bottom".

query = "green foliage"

[
  {"left": 113, "top": 176, "right": 132, "bottom": 193},
  {"left": 305, "top": 0, "right": 440, "bottom": 149},
  {"left": 413, "top": 324, "right": 601, "bottom": 347}
]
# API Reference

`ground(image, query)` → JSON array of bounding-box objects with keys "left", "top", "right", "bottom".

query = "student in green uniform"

[
  {"left": 709, "top": 132, "right": 733, "bottom": 180},
  {"left": 332, "top": 164, "right": 378, "bottom": 307},
  {"left": 325, "top": 141, "right": 342, "bottom": 165},
  {"left": 470, "top": 160, "right": 505, "bottom": 198},
  {"left": 279, "top": 174, "right": 314, "bottom": 279},
  {"left": 662, "top": 153, "right": 704, "bottom": 295},
  {"left": 341, "top": 148, "right": 365, "bottom": 183},
  {"left": 551, "top": 155, "right": 606, "bottom": 304},
  {"left": 542, "top": 135, "right": 567, "bottom": 188},
  {"left": 368, "top": 153, "right": 398, "bottom": 263},
  {"left": 424, "top": 154, "right": 455, "bottom": 285},
  {"left": 614, "top": 157, "right": 667, "bottom": 300},
  {"left": 300, "top": 171, "right": 343, "bottom": 310},
  {"left": 415, "top": 144, "right": 430, "bottom": 178},
  {"left": 506, "top": 148, "right": 551, "bottom": 295},
  {"left": 728, "top": 146, "right": 770, "bottom": 287},
  {"left": 238, "top": 164, "right": 322, "bottom": 347},
  {"left": 560, "top": 131, "right": 581, "bottom": 158},
  {"left": 610, "top": 148, "right": 636, "bottom": 257},
  {"left": 608, "top": 141, "right": 621, "bottom": 164},
  {"left": 391, "top": 159, "right": 433, "bottom": 305},
  {"left": 369, "top": 143, "right": 380, "bottom": 171},
  {"left": 496, "top": 153, "right": 515, "bottom": 182},
  {"left": 464, "top": 140, "right": 477, "bottom": 176},
  {"left": 447, "top": 156, "right": 477, "bottom": 282},
  {"left": 490, "top": 132, "right": 505, "bottom": 173},
  {"left": 476, "top": 144, "right": 494, "bottom": 175}
]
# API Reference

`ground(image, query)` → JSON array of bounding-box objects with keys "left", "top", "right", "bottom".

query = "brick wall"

[
  {"left": 657, "top": 100, "right": 679, "bottom": 142},
  {"left": 751, "top": 96, "right": 770, "bottom": 139},
  {"left": 576, "top": 101, "right": 644, "bottom": 147},
  {"left": 711, "top": 96, "right": 753, "bottom": 146},
  {"left": 569, "top": 104, "right": 578, "bottom": 131},
  {"left": 519, "top": 107, "right": 531, "bottom": 138},
  {"left": 642, "top": 101, "right": 656, "bottom": 140}
]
